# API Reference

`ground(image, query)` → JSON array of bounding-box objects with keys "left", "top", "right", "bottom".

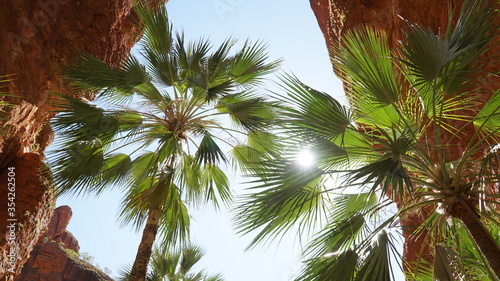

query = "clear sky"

[{"left": 56, "top": 0, "right": 347, "bottom": 280}]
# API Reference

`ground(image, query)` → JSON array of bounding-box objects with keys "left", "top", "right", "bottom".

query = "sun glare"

[{"left": 297, "top": 149, "right": 315, "bottom": 168}]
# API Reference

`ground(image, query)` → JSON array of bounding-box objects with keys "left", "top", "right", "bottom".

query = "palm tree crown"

[
  {"left": 118, "top": 244, "right": 224, "bottom": 281},
  {"left": 235, "top": 0, "right": 500, "bottom": 280},
  {"left": 49, "top": 1, "right": 280, "bottom": 280}
]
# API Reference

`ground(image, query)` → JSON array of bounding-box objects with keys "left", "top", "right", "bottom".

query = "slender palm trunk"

[
  {"left": 455, "top": 204, "right": 500, "bottom": 278},
  {"left": 128, "top": 206, "right": 163, "bottom": 281}
]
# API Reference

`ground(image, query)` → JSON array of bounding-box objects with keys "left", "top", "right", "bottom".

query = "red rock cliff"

[
  {"left": 0, "top": 0, "right": 165, "bottom": 279},
  {"left": 15, "top": 206, "right": 113, "bottom": 281}
]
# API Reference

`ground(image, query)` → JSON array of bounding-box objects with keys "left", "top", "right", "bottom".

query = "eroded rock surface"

[
  {"left": 0, "top": 0, "right": 143, "bottom": 164},
  {"left": 0, "top": 0, "right": 164, "bottom": 279},
  {"left": 15, "top": 206, "right": 112, "bottom": 281},
  {"left": 0, "top": 153, "right": 54, "bottom": 280},
  {"left": 309, "top": 0, "right": 464, "bottom": 52},
  {"left": 37, "top": 205, "right": 79, "bottom": 253}
]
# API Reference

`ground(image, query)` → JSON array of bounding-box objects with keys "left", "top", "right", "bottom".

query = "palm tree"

[
  {"left": 49, "top": 1, "right": 280, "bottom": 280},
  {"left": 234, "top": 0, "right": 500, "bottom": 279},
  {"left": 118, "top": 244, "right": 224, "bottom": 281}
]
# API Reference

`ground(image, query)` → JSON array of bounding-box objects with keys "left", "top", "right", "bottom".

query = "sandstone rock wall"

[
  {"left": 0, "top": 153, "right": 54, "bottom": 280},
  {"left": 309, "top": 0, "right": 500, "bottom": 91},
  {"left": 309, "top": 0, "right": 461, "bottom": 54},
  {"left": 0, "top": 0, "right": 164, "bottom": 279},
  {"left": 0, "top": 0, "right": 142, "bottom": 165},
  {"left": 15, "top": 206, "right": 113, "bottom": 281},
  {"left": 308, "top": 0, "right": 500, "bottom": 274}
]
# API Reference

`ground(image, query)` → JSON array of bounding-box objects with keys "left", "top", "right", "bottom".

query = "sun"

[{"left": 297, "top": 149, "right": 315, "bottom": 168}]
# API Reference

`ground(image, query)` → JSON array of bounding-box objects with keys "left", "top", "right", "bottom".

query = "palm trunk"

[
  {"left": 128, "top": 206, "right": 162, "bottom": 281},
  {"left": 455, "top": 205, "right": 500, "bottom": 278}
]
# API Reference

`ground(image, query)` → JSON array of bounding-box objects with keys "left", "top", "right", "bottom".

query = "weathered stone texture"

[
  {"left": 0, "top": 0, "right": 161, "bottom": 279},
  {"left": 0, "top": 152, "right": 54, "bottom": 280},
  {"left": 15, "top": 206, "right": 112, "bottom": 281}
]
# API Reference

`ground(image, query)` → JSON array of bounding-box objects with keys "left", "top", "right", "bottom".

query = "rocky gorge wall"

[
  {"left": 15, "top": 206, "right": 113, "bottom": 281},
  {"left": 0, "top": 0, "right": 164, "bottom": 279}
]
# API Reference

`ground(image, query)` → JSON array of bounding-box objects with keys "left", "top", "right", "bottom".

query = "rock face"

[
  {"left": 0, "top": 0, "right": 164, "bottom": 279},
  {"left": 15, "top": 206, "right": 113, "bottom": 281},
  {"left": 0, "top": 0, "right": 143, "bottom": 166},
  {"left": 37, "top": 205, "right": 79, "bottom": 253},
  {"left": 309, "top": 0, "right": 463, "bottom": 53},
  {"left": 0, "top": 153, "right": 54, "bottom": 280},
  {"left": 308, "top": 0, "right": 500, "bottom": 274}
]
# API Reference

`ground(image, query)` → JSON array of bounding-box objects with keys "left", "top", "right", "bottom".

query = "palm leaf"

[
  {"left": 144, "top": 47, "right": 179, "bottom": 87},
  {"left": 229, "top": 40, "right": 282, "bottom": 87},
  {"left": 474, "top": 89, "right": 500, "bottom": 135},
  {"left": 179, "top": 245, "right": 204, "bottom": 276},
  {"left": 134, "top": 0, "right": 173, "bottom": 54},
  {"left": 235, "top": 160, "right": 326, "bottom": 247},
  {"left": 399, "top": 0, "right": 498, "bottom": 99},
  {"left": 295, "top": 249, "right": 359, "bottom": 281},
  {"left": 65, "top": 51, "right": 148, "bottom": 103},
  {"left": 217, "top": 91, "right": 276, "bottom": 131},
  {"left": 355, "top": 229, "right": 399, "bottom": 281},
  {"left": 333, "top": 26, "right": 400, "bottom": 109},
  {"left": 158, "top": 191, "right": 191, "bottom": 247},
  {"left": 201, "top": 164, "right": 231, "bottom": 208},
  {"left": 50, "top": 136, "right": 105, "bottom": 195},
  {"left": 175, "top": 33, "right": 211, "bottom": 77},
  {"left": 279, "top": 73, "right": 352, "bottom": 141},
  {"left": 195, "top": 134, "right": 227, "bottom": 166},
  {"left": 308, "top": 213, "right": 367, "bottom": 256},
  {"left": 230, "top": 144, "right": 269, "bottom": 174},
  {"left": 177, "top": 154, "right": 203, "bottom": 201}
]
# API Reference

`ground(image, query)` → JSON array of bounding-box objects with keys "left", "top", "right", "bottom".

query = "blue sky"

[{"left": 56, "top": 0, "right": 346, "bottom": 280}]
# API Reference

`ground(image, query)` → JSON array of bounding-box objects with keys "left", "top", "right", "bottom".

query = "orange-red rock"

[
  {"left": 309, "top": 0, "right": 464, "bottom": 53},
  {"left": 15, "top": 242, "right": 112, "bottom": 281},
  {"left": 0, "top": 153, "right": 54, "bottom": 280},
  {"left": 37, "top": 205, "right": 79, "bottom": 254},
  {"left": 15, "top": 206, "right": 111, "bottom": 281},
  {"left": 0, "top": 0, "right": 165, "bottom": 279}
]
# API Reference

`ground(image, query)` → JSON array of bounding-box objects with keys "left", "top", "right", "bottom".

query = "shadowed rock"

[{"left": 15, "top": 206, "right": 112, "bottom": 281}]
